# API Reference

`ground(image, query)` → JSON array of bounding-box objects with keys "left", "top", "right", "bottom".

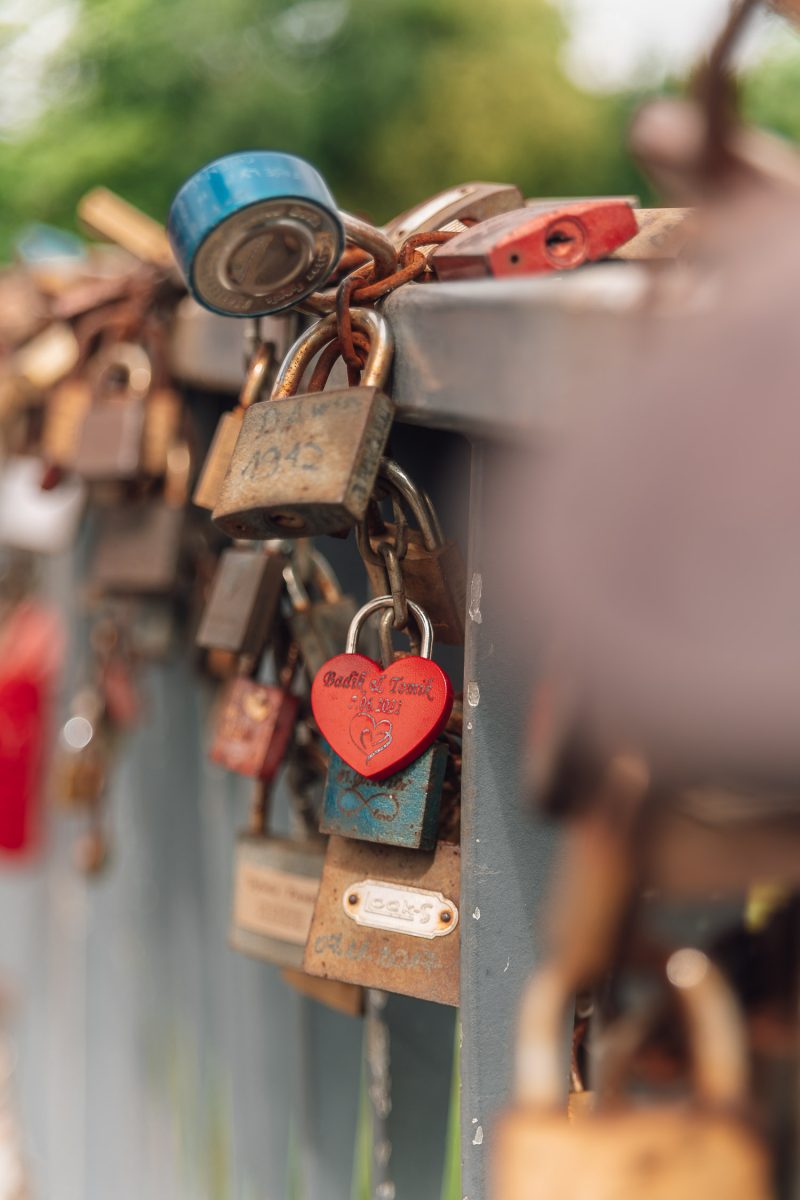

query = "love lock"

[{"left": 311, "top": 595, "right": 453, "bottom": 781}]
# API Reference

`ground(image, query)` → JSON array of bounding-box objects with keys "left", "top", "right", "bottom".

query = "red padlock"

[
  {"left": 0, "top": 601, "right": 64, "bottom": 858},
  {"left": 431, "top": 200, "right": 638, "bottom": 281},
  {"left": 311, "top": 596, "right": 453, "bottom": 782}
]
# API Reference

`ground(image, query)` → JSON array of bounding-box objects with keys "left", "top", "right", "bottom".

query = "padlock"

[
  {"left": 208, "top": 644, "right": 299, "bottom": 780},
  {"left": 89, "top": 442, "right": 190, "bottom": 595},
  {"left": 491, "top": 951, "right": 771, "bottom": 1200},
  {"left": 230, "top": 779, "right": 325, "bottom": 969},
  {"left": 303, "top": 835, "right": 460, "bottom": 1005},
  {"left": 432, "top": 200, "right": 639, "bottom": 281},
  {"left": 320, "top": 742, "right": 448, "bottom": 850},
  {"left": 311, "top": 596, "right": 454, "bottom": 781},
  {"left": 41, "top": 377, "right": 92, "bottom": 468},
  {"left": 168, "top": 151, "right": 345, "bottom": 317},
  {"left": 359, "top": 459, "right": 467, "bottom": 645},
  {"left": 196, "top": 542, "right": 286, "bottom": 656},
  {"left": 383, "top": 182, "right": 524, "bottom": 249},
  {"left": 12, "top": 321, "right": 80, "bottom": 390},
  {"left": 284, "top": 549, "right": 359, "bottom": 680},
  {"left": 141, "top": 386, "right": 183, "bottom": 477},
  {"left": 72, "top": 342, "right": 151, "bottom": 480},
  {"left": 0, "top": 456, "right": 86, "bottom": 554},
  {"left": 193, "top": 341, "right": 273, "bottom": 510},
  {"left": 212, "top": 307, "right": 394, "bottom": 540}
]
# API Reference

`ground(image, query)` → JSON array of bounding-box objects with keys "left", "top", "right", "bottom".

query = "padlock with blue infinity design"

[{"left": 167, "top": 150, "right": 344, "bottom": 317}]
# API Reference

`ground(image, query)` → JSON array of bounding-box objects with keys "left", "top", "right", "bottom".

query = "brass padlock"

[
  {"left": 196, "top": 543, "right": 286, "bottom": 657},
  {"left": 230, "top": 780, "right": 325, "bottom": 970},
  {"left": 89, "top": 442, "right": 190, "bottom": 595},
  {"left": 212, "top": 308, "right": 394, "bottom": 539},
  {"left": 359, "top": 459, "right": 467, "bottom": 644},
  {"left": 141, "top": 387, "right": 183, "bottom": 477},
  {"left": 491, "top": 951, "right": 772, "bottom": 1200},
  {"left": 72, "top": 342, "right": 151, "bottom": 480},
  {"left": 284, "top": 548, "right": 359, "bottom": 680},
  {"left": 41, "top": 377, "right": 91, "bottom": 468},
  {"left": 193, "top": 341, "right": 272, "bottom": 510},
  {"left": 303, "top": 835, "right": 460, "bottom": 1005}
]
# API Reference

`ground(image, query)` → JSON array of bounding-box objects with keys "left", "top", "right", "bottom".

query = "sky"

[{"left": 558, "top": 0, "right": 794, "bottom": 88}]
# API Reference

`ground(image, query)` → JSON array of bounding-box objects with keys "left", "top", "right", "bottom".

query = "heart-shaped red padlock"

[{"left": 311, "top": 597, "right": 453, "bottom": 781}]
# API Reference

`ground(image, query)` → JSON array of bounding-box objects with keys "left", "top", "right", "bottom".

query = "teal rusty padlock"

[{"left": 320, "top": 741, "right": 448, "bottom": 850}]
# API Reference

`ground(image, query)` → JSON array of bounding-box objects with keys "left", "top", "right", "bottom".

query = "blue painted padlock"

[
  {"left": 168, "top": 151, "right": 344, "bottom": 317},
  {"left": 320, "top": 742, "right": 448, "bottom": 850}
]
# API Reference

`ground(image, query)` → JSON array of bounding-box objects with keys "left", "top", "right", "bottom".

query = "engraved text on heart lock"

[{"left": 312, "top": 597, "right": 453, "bottom": 781}]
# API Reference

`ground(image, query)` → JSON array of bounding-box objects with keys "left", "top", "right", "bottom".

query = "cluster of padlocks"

[{"left": 2, "top": 51, "right": 793, "bottom": 1188}]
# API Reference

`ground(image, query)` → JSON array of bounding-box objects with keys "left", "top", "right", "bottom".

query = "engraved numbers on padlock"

[{"left": 213, "top": 307, "right": 394, "bottom": 540}]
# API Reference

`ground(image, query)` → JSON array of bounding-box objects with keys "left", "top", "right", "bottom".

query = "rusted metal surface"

[
  {"left": 319, "top": 743, "right": 447, "bottom": 850},
  {"left": 208, "top": 678, "right": 298, "bottom": 780},
  {"left": 303, "top": 836, "right": 460, "bottom": 1006}
]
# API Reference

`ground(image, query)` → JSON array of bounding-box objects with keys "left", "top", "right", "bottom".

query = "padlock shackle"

[
  {"left": 272, "top": 308, "right": 393, "bottom": 399},
  {"left": 514, "top": 951, "right": 749, "bottom": 1110},
  {"left": 237, "top": 342, "right": 272, "bottom": 412},
  {"left": 298, "top": 212, "right": 396, "bottom": 315},
  {"left": 377, "top": 459, "right": 442, "bottom": 551},
  {"left": 283, "top": 548, "right": 343, "bottom": 612},
  {"left": 345, "top": 595, "right": 434, "bottom": 659},
  {"left": 92, "top": 341, "right": 152, "bottom": 402}
]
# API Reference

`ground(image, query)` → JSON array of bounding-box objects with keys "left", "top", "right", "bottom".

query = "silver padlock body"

[
  {"left": 91, "top": 502, "right": 184, "bottom": 594},
  {"left": 73, "top": 400, "right": 145, "bottom": 480},
  {"left": 212, "top": 387, "right": 395, "bottom": 539},
  {"left": 320, "top": 743, "right": 447, "bottom": 849},
  {"left": 196, "top": 546, "right": 285, "bottom": 655},
  {"left": 0, "top": 457, "right": 86, "bottom": 554},
  {"left": 230, "top": 833, "right": 324, "bottom": 968}
]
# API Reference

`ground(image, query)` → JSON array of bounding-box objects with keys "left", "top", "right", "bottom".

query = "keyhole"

[{"left": 543, "top": 217, "right": 587, "bottom": 268}]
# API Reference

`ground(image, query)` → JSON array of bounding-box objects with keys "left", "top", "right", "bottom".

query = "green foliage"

[
  {"left": 742, "top": 46, "right": 800, "bottom": 142},
  {"left": 0, "top": 0, "right": 643, "bottom": 256}
]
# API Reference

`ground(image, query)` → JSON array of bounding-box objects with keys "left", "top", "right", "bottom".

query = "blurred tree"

[
  {"left": 0, "top": 0, "right": 642, "bottom": 255},
  {"left": 743, "top": 45, "right": 800, "bottom": 139}
]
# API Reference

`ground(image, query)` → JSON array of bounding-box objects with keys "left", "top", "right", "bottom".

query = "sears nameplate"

[{"left": 342, "top": 879, "right": 458, "bottom": 939}]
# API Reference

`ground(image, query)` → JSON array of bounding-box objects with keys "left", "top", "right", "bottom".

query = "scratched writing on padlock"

[{"left": 310, "top": 932, "right": 445, "bottom": 974}]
